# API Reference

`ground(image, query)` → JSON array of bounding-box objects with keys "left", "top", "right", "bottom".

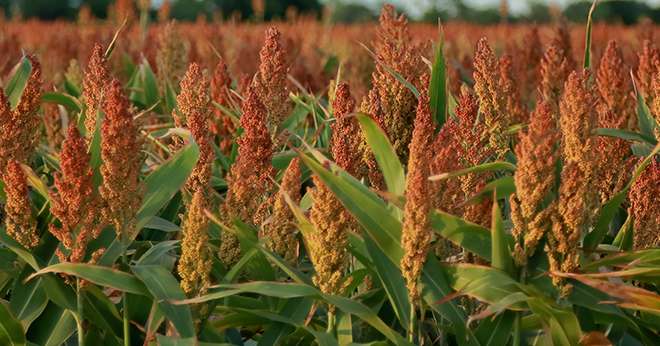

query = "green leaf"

[
  {"left": 131, "top": 265, "right": 196, "bottom": 338},
  {"left": 594, "top": 128, "right": 656, "bottom": 145},
  {"left": 0, "top": 301, "right": 26, "bottom": 346},
  {"left": 41, "top": 92, "right": 82, "bottom": 114},
  {"left": 81, "top": 286, "right": 123, "bottom": 338},
  {"left": 443, "top": 264, "right": 527, "bottom": 311},
  {"left": 491, "top": 198, "right": 514, "bottom": 276},
  {"left": 26, "top": 304, "right": 76, "bottom": 346},
  {"left": 9, "top": 274, "right": 48, "bottom": 329},
  {"left": 430, "top": 211, "right": 499, "bottom": 262},
  {"left": 258, "top": 298, "right": 314, "bottom": 346},
  {"left": 429, "top": 161, "right": 516, "bottom": 181},
  {"left": 634, "top": 84, "right": 658, "bottom": 139},
  {"left": 363, "top": 236, "right": 411, "bottom": 330},
  {"left": 177, "top": 281, "right": 411, "bottom": 345},
  {"left": 138, "top": 140, "right": 199, "bottom": 229},
  {"left": 430, "top": 39, "right": 448, "bottom": 129},
  {"left": 141, "top": 60, "right": 160, "bottom": 109},
  {"left": 356, "top": 114, "right": 405, "bottom": 196},
  {"left": 527, "top": 298, "right": 582, "bottom": 346},
  {"left": 27, "top": 263, "right": 149, "bottom": 296},
  {"left": 474, "top": 311, "right": 514, "bottom": 346},
  {"left": 5, "top": 56, "right": 32, "bottom": 109},
  {"left": 612, "top": 214, "right": 634, "bottom": 251},
  {"left": 583, "top": 0, "right": 597, "bottom": 69},
  {"left": 466, "top": 176, "right": 515, "bottom": 204}
]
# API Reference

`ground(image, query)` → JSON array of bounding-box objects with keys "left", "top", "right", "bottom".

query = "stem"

[
  {"left": 76, "top": 278, "right": 84, "bottom": 346},
  {"left": 513, "top": 312, "right": 521, "bottom": 346},
  {"left": 408, "top": 300, "right": 415, "bottom": 343},
  {"left": 327, "top": 308, "right": 335, "bottom": 333},
  {"left": 121, "top": 231, "right": 130, "bottom": 346}
]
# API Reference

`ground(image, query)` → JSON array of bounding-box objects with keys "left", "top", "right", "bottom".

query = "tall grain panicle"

[
  {"left": 331, "top": 83, "right": 362, "bottom": 177},
  {"left": 401, "top": 74, "right": 435, "bottom": 302},
  {"left": 307, "top": 83, "right": 360, "bottom": 295},
  {"left": 362, "top": 4, "right": 424, "bottom": 165},
  {"left": 43, "top": 102, "right": 64, "bottom": 151},
  {"left": 636, "top": 40, "right": 658, "bottom": 101},
  {"left": 549, "top": 70, "right": 598, "bottom": 293},
  {"left": 559, "top": 70, "right": 597, "bottom": 174},
  {"left": 252, "top": 27, "right": 291, "bottom": 130},
  {"left": 548, "top": 163, "right": 587, "bottom": 293},
  {"left": 220, "top": 87, "right": 274, "bottom": 267},
  {"left": 628, "top": 159, "right": 660, "bottom": 249},
  {"left": 82, "top": 43, "right": 109, "bottom": 138},
  {"left": 473, "top": 38, "right": 509, "bottom": 159},
  {"left": 651, "top": 69, "right": 660, "bottom": 134},
  {"left": 49, "top": 125, "right": 104, "bottom": 263},
  {"left": 539, "top": 43, "right": 572, "bottom": 112},
  {"left": 595, "top": 41, "right": 635, "bottom": 202},
  {"left": 0, "top": 55, "right": 42, "bottom": 172},
  {"left": 3, "top": 160, "right": 39, "bottom": 249},
  {"left": 510, "top": 103, "right": 559, "bottom": 265},
  {"left": 100, "top": 79, "right": 143, "bottom": 238},
  {"left": 499, "top": 54, "right": 525, "bottom": 124},
  {"left": 308, "top": 174, "right": 350, "bottom": 296},
  {"left": 176, "top": 63, "right": 214, "bottom": 194},
  {"left": 554, "top": 20, "right": 576, "bottom": 70},
  {"left": 156, "top": 22, "right": 190, "bottom": 90},
  {"left": 178, "top": 190, "right": 213, "bottom": 296},
  {"left": 211, "top": 57, "right": 236, "bottom": 154},
  {"left": 260, "top": 158, "right": 301, "bottom": 263},
  {"left": 516, "top": 27, "right": 542, "bottom": 102}
]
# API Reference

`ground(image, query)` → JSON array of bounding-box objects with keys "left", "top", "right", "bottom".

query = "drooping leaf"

[
  {"left": 430, "top": 38, "right": 448, "bottom": 129},
  {"left": 27, "top": 263, "right": 149, "bottom": 296},
  {"left": 5, "top": 56, "right": 32, "bottom": 109},
  {"left": 356, "top": 114, "right": 405, "bottom": 196},
  {"left": 131, "top": 265, "right": 196, "bottom": 338},
  {"left": 0, "top": 301, "right": 27, "bottom": 346}
]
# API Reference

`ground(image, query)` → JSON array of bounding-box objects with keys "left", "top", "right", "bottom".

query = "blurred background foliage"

[{"left": 2, "top": 0, "right": 660, "bottom": 24}]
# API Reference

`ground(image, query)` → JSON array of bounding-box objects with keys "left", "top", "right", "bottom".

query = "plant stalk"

[
  {"left": 121, "top": 230, "right": 130, "bottom": 346},
  {"left": 408, "top": 300, "right": 415, "bottom": 343},
  {"left": 327, "top": 308, "right": 335, "bottom": 333},
  {"left": 76, "top": 278, "right": 85, "bottom": 346}
]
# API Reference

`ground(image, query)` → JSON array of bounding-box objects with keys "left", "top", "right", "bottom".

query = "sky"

[{"left": 339, "top": 0, "right": 660, "bottom": 17}]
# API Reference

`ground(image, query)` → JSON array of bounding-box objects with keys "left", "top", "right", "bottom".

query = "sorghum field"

[{"left": 0, "top": 1, "right": 659, "bottom": 345}]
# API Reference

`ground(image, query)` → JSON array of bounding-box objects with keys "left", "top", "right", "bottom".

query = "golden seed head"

[
  {"left": 83, "top": 43, "right": 110, "bottom": 138},
  {"left": 100, "top": 79, "right": 143, "bottom": 237},
  {"left": 3, "top": 160, "right": 39, "bottom": 249},
  {"left": 178, "top": 190, "right": 213, "bottom": 296},
  {"left": 331, "top": 82, "right": 362, "bottom": 177},
  {"left": 636, "top": 40, "right": 659, "bottom": 101},
  {"left": 49, "top": 125, "right": 103, "bottom": 263},
  {"left": 364, "top": 4, "right": 424, "bottom": 165},
  {"left": 210, "top": 57, "right": 236, "bottom": 153},
  {"left": 499, "top": 53, "right": 525, "bottom": 124},
  {"left": 559, "top": 70, "right": 597, "bottom": 173},
  {"left": 539, "top": 43, "right": 572, "bottom": 112},
  {"left": 473, "top": 37, "right": 509, "bottom": 159},
  {"left": 260, "top": 158, "right": 301, "bottom": 263},
  {"left": 252, "top": 27, "right": 291, "bottom": 129},
  {"left": 156, "top": 22, "right": 190, "bottom": 90},
  {"left": 511, "top": 103, "right": 560, "bottom": 264},
  {"left": 0, "top": 55, "right": 43, "bottom": 172},
  {"left": 629, "top": 159, "right": 660, "bottom": 249},
  {"left": 596, "top": 40, "right": 634, "bottom": 130},
  {"left": 401, "top": 74, "right": 435, "bottom": 302},
  {"left": 220, "top": 86, "right": 275, "bottom": 267},
  {"left": 308, "top": 175, "right": 352, "bottom": 295},
  {"left": 177, "top": 63, "right": 214, "bottom": 194},
  {"left": 548, "top": 161, "right": 594, "bottom": 292}
]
